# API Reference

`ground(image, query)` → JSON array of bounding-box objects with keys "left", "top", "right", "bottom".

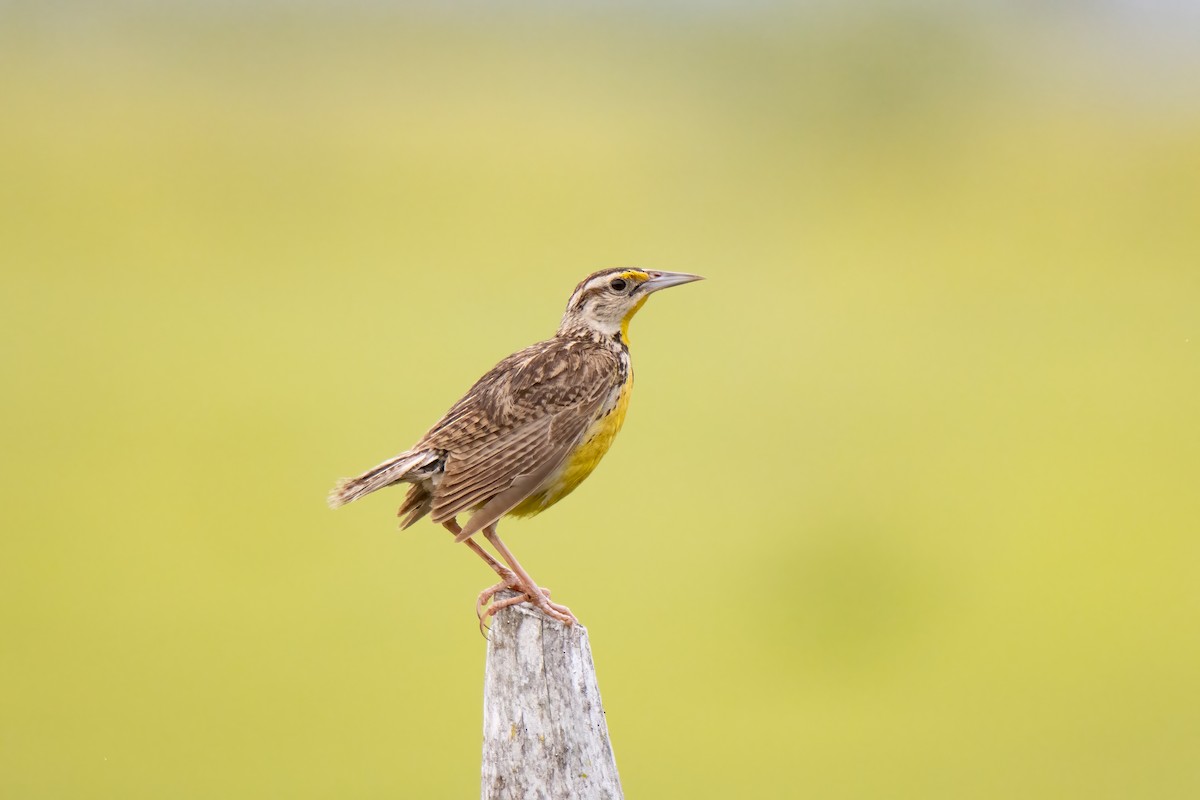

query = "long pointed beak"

[{"left": 639, "top": 270, "right": 705, "bottom": 294}]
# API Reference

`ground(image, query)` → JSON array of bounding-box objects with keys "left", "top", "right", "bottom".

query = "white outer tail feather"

[{"left": 327, "top": 451, "right": 431, "bottom": 509}]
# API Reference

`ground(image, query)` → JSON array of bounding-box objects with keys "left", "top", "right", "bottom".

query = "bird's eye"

[{"left": 610, "top": 278, "right": 627, "bottom": 292}]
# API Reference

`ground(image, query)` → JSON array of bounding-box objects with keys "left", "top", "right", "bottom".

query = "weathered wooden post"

[{"left": 481, "top": 594, "right": 623, "bottom": 800}]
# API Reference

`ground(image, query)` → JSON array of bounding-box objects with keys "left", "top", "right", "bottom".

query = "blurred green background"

[{"left": 2, "top": 1, "right": 1198, "bottom": 797}]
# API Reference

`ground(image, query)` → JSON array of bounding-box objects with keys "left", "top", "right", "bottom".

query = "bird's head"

[{"left": 557, "top": 268, "right": 704, "bottom": 342}]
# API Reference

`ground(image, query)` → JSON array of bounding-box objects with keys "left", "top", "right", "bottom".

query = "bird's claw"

[
  {"left": 476, "top": 583, "right": 577, "bottom": 633},
  {"left": 476, "top": 580, "right": 525, "bottom": 636}
]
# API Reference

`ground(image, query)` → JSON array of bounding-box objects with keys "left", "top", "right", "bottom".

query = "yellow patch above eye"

[{"left": 617, "top": 269, "right": 648, "bottom": 283}]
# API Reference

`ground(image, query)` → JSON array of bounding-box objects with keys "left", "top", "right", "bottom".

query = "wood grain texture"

[{"left": 481, "top": 596, "right": 623, "bottom": 800}]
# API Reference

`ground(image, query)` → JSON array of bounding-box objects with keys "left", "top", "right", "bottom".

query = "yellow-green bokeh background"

[{"left": 3, "top": 3, "right": 1198, "bottom": 797}]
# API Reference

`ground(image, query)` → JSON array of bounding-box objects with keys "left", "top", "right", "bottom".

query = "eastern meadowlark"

[{"left": 328, "top": 267, "right": 703, "bottom": 625}]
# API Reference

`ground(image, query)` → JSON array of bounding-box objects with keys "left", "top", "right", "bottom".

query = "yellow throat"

[{"left": 620, "top": 295, "right": 649, "bottom": 344}]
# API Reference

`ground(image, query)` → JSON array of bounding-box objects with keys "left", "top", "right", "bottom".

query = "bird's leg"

[
  {"left": 442, "top": 520, "right": 517, "bottom": 582},
  {"left": 482, "top": 523, "right": 577, "bottom": 626},
  {"left": 441, "top": 520, "right": 529, "bottom": 621}
]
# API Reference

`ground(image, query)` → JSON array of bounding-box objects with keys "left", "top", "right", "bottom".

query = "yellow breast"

[{"left": 508, "top": 370, "right": 633, "bottom": 517}]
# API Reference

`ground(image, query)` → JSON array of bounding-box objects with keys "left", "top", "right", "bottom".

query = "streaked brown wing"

[
  {"left": 425, "top": 339, "right": 620, "bottom": 530},
  {"left": 432, "top": 404, "right": 600, "bottom": 536},
  {"left": 431, "top": 413, "right": 557, "bottom": 514}
]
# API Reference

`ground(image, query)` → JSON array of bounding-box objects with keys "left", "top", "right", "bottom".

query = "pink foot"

[
  {"left": 480, "top": 585, "right": 576, "bottom": 627},
  {"left": 477, "top": 580, "right": 525, "bottom": 619}
]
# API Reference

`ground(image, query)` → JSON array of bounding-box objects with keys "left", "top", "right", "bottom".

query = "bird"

[{"left": 328, "top": 267, "right": 703, "bottom": 626}]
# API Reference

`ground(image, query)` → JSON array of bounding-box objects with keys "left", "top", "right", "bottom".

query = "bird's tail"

[{"left": 327, "top": 450, "right": 438, "bottom": 509}]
